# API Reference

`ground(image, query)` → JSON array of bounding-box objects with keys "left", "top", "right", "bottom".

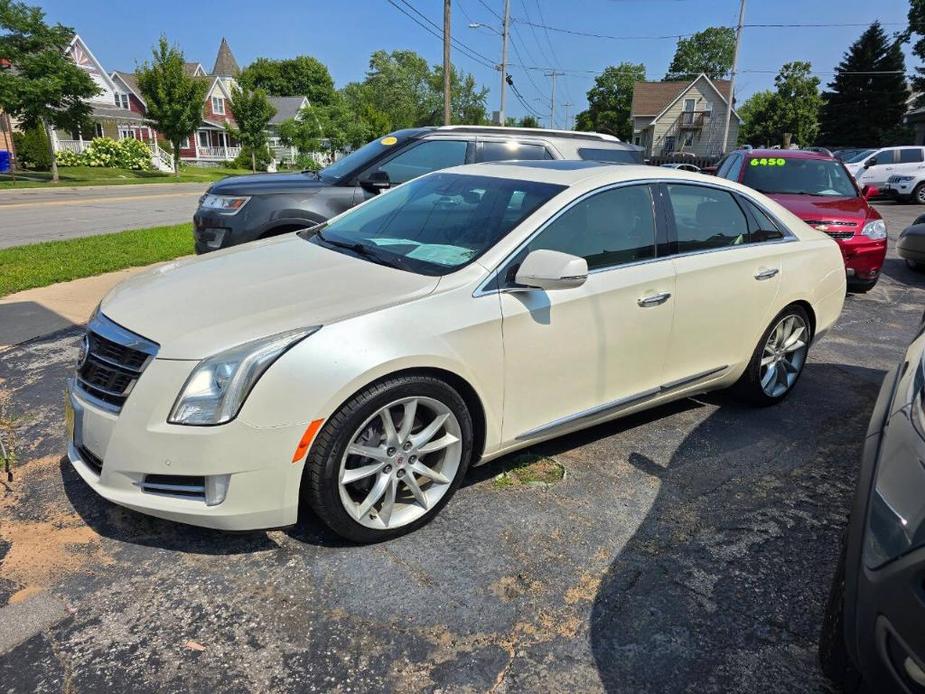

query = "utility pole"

[
  {"left": 545, "top": 70, "right": 564, "bottom": 129},
  {"left": 499, "top": 0, "right": 510, "bottom": 125},
  {"left": 562, "top": 102, "right": 573, "bottom": 131},
  {"left": 443, "top": 0, "right": 452, "bottom": 125},
  {"left": 722, "top": 0, "right": 746, "bottom": 154}
]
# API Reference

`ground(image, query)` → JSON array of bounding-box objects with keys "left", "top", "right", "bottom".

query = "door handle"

[
  {"left": 754, "top": 268, "right": 780, "bottom": 280},
  {"left": 637, "top": 292, "right": 671, "bottom": 307}
]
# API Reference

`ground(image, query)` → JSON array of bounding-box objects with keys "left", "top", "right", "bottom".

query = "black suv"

[{"left": 192, "top": 125, "right": 642, "bottom": 253}]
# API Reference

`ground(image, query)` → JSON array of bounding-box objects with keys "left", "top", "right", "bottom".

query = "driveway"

[
  {"left": 0, "top": 183, "right": 206, "bottom": 249},
  {"left": 0, "top": 202, "right": 922, "bottom": 692}
]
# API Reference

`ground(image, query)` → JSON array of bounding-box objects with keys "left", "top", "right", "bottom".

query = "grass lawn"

[
  {"left": 0, "top": 222, "right": 194, "bottom": 297},
  {"left": 0, "top": 166, "right": 253, "bottom": 189}
]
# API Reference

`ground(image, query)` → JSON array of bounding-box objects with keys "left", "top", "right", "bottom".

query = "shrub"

[
  {"left": 12, "top": 125, "right": 52, "bottom": 170},
  {"left": 116, "top": 137, "right": 154, "bottom": 170},
  {"left": 82, "top": 137, "right": 122, "bottom": 167},
  {"left": 55, "top": 149, "right": 83, "bottom": 166},
  {"left": 295, "top": 153, "right": 322, "bottom": 171},
  {"left": 77, "top": 137, "right": 152, "bottom": 170},
  {"left": 233, "top": 144, "right": 273, "bottom": 171}
]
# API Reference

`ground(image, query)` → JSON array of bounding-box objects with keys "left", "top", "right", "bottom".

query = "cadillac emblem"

[{"left": 77, "top": 334, "right": 90, "bottom": 370}]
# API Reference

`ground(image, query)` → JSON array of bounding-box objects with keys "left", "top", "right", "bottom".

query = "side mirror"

[
  {"left": 862, "top": 185, "right": 879, "bottom": 200},
  {"left": 360, "top": 170, "right": 391, "bottom": 192},
  {"left": 514, "top": 249, "right": 588, "bottom": 291},
  {"left": 863, "top": 159, "right": 874, "bottom": 169}
]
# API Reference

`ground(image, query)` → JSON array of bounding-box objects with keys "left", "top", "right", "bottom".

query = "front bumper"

[
  {"left": 836, "top": 235, "right": 887, "bottom": 285},
  {"left": 898, "top": 232, "right": 925, "bottom": 264},
  {"left": 65, "top": 364, "right": 307, "bottom": 531},
  {"left": 844, "top": 363, "right": 925, "bottom": 691}
]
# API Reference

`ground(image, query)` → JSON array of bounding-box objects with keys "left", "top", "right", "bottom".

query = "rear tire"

[
  {"left": 906, "top": 258, "right": 922, "bottom": 271},
  {"left": 303, "top": 375, "right": 473, "bottom": 543},
  {"left": 819, "top": 536, "right": 863, "bottom": 692},
  {"left": 733, "top": 305, "right": 811, "bottom": 406}
]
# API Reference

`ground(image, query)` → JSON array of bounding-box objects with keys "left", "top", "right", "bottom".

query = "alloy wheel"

[
  {"left": 337, "top": 396, "right": 463, "bottom": 530},
  {"left": 759, "top": 314, "right": 809, "bottom": 398}
]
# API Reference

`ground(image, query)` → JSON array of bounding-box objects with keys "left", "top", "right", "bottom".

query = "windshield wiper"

[{"left": 316, "top": 230, "right": 412, "bottom": 271}]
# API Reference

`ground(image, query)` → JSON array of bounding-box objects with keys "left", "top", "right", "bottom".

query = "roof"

[
  {"left": 744, "top": 149, "right": 834, "bottom": 160},
  {"left": 268, "top": 96, "right": 307, "bottom": 124},
  {"left": 436, "top": 125, "right": 622, "bottom": 143},
  {"left": 111, "top": 71, "right": 143, "bottom": 104},
  {"left": 631, "top": 76, "right": 732, "bottom": 117},
  {"left": 211, "top": 38, "right": 239, "bottom": 77},
  {"left": 184, "top": 62, "right": 205, "bottom": 76},
  {"left": 442, "top": 160, "right": 723, "bottom": 187},
  {"left": 90, "top": 104, "right": 146, "bottom": 121}
]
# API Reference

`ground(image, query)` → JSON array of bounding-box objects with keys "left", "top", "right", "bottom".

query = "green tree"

[
  {"left": 574, "top": 62, "right": 646, "bottom": 139},
  {"left": 738, "top": 90, "right": 776, "bottom": 146},
  {"left": 819, "top": 22, "right": 908, "bottom": 146},
  {"left": 239, "top": 56, "right": 336, "bottom": 107},
  {"left": 771, "top": 61, "right": 823, "bottom": 146},
  {"left": 422, "top": 63, "right": 488, "bottom": 125},
  {"left": 362, "top": 49, "right": 433, "bottom": 129},
  {"left": 0, "top": 0, "right": 99, "bottom": 181},
  {"left": 665, "top": 27, "right": 735, "bottom": 81},
  {"left": 225, "top": 84, "right": 276, "bottom": 172},
  {"left": 136, "top": 37, "right": 208, "bottom": 175},
  {"left": 518, "top": 115, "right": 541, "bottom": 128},
  {"left": 908, "top": 0, "right": 925, "bottom": 105}
]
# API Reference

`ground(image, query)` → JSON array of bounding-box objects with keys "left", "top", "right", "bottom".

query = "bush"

[
  {"left": 55, "top": 149, "right": 83, "bottom": 166},
  {"left": 82, "top": 137, "right": 122, "bottom": 167},
  {"left": 68, "top": 137, "right": 152, "bottom": 170},
  {"left": 233, "top": 144, "right": 273, "bottom": 171},
  {"left": 116, "top": 137, "right": 154, "bottom": 170},
  {"left": 295, "top": 153, "right": 322, "bottom": 171},
  {"left": 12, "top": 125, "right": 52, "bottom": 170}
]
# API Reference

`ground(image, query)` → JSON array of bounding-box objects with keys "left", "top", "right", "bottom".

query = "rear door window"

[
  {"left": 478, "top": 141, "right": 551, "bottom": 162},
  {"left": 899, "top": 148, "right": 924, "bottom": 163},
  {"left": 665, "top": 184, "right": 750, "bottom": 252},
  {"left": 577, "top": 147, "right": 643, "bottom": 164}
]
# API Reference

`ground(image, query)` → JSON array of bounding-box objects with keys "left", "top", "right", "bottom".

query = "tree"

[
  {"left": 665, "top": 27, "right": 735, "bottom": 81},
  {"left": 909, "top": 0, "right": 925, "bottom": 105},
  {"left": 0, "top": 0, "right": 99, "bottom": 181},
  {"left": 362, "top": 50, "right": 433, "bottom": 130},
  {"left": 422, "top": 63, "right": 488, "bottom": 125},
  {"left": 771, "top": 61, "right": 823, "bottom": 146},
  {"left": 518, "top": 115, "right": 541, "bottom": 128},
  {"left": 574, "top": 62, "right": 645, "bottom": 139},
  {"left": 819, "top": 22, "right": 908, "bottom": 146},
  {"left": 737, "top": 90, "right": 776, "bottom": 146},
  {"left": 225, "top": 84, "right": 275, "bottom": 172},
  {"left": 239, "top": 56, "right": 336, "bottom": 107},
  {"left": 136, "top": 37, "right": 208, "bottom": 175}
]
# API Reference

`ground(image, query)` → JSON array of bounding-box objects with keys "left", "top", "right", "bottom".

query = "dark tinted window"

[
  {"left": 741, "top": 198, "right": 785, "bottom": 242},
  {"left": 666, "top": 184, "right": 749, "bottom": 252},
  {"left": 525, "top": 185, "right": 657, "bottom": 270},
  {"left": 899, "top": 148, "right": 924, "bottom": 163},
  {"left": 479, "top": 141, "right": 550, "bottom": 162},
  {"left": 377, "top": 140, "right": 468, "bottom": 184},
  {"left": 311, "top": 173, "right": 563, "bottom": 276},
  {"left": 577, "top": 147, "right": 642, "bottom": 164},
  {"left": 742, "top": 157, "right": 857, "bottom": 197},
  {"left": 868, "top": 150, "right": 894, "bottom": 166}
]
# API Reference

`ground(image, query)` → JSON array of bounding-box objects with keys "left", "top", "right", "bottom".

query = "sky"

[{"left": 33, "top": 0, "right": 913, "bottom": 127}]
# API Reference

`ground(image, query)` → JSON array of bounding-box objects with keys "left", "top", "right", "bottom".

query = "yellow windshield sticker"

[
  {"left": 380, "top": 136, "right": 398, "bottom": 146},
  {"left": 750, "top": 157, "right": 786, "bottom": 167}
]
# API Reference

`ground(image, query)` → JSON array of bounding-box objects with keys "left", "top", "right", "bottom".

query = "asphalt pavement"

[
  {"left": 0, "top": 202, "right": 922, "bottom": 692},
  {"left": 0, "top": 183, "right": 207, "bottom": 249}
]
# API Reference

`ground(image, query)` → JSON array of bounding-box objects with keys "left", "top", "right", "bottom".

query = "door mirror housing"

[
  {"left": 863, "top": 159, "right": 875, "bottom": 169},
  {"left": 514, "top": 249, "right": 588, "bottom": 291},
  {"left": 360, "top": 170, "right": 391, "bottom": 192},
  {"left": 862, "top": 184, "right": 879, "bottom": 200}
]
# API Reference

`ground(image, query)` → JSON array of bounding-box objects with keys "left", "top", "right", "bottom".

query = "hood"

[
  {"left": 764, "top": 193, "right": 872, "bottom": 223},
  {"left": 100, "top": 236, "right": 440, "bottom": 359},
  {"left": 208, "top": 171, "right": 332, "bottom": 196}
]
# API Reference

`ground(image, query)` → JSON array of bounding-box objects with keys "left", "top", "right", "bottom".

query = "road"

[
  {"left": 0, "top": 183, "right": 207, "bottom": 249},
  {"left": 0, "top": 202, "right": 922, "bottom": 692}
]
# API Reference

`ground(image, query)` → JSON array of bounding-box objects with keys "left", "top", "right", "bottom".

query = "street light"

[
  {"left": 466, "top": 1, "right": 510, "bottom": 125},
  {"left": 468, "top": 22, "right": 500, "bottom": 36}
]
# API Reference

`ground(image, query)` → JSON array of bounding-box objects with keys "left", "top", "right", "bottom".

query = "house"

[
  {"left": 267, "top": 96, "right": 309, "bottom": 164},
  {"left": 630, "top": 74, "right": 742, "bottom": 158}
]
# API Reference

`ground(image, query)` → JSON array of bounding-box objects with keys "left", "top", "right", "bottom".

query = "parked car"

[
  {"left": 898, "top": 213, "right": 925, "bottom": 270},
  {"left": 884, "top": 170, "right": 925, "bottom": 204},
  {"left": 192, "top": 126, "right": 643, "bottom": 254},
  {"left": 843, "top": 146, "right": 925, "bottom": 190},
  {"left": 716, "top": 149, "right": 887, "bottom": 292},
  {"left": 804, "top": 146, "right": 834, "bottom": 157},
  {"left": 660, "top": 162, "right": 701, "bottom": 173},
  {"left": 67, "top": 162, "right": 845, "bottom": 542},
  {"left": 820, "top": 321, "right": 925, "bottom": 692},
  {"left": 834, "top": 148, "right": 874, "bottom": 163}
]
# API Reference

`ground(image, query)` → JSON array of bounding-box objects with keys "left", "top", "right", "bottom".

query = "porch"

[{"left": 191, "top": 128, "right": 240, "bottom": 161}]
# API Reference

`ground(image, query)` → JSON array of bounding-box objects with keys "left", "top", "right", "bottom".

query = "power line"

[
  {"left": 532, "top": 1, "right": 571, "bottom": 102},
  {"left": 475, "top": 0, "right": 503, "bottom": 22},
  {"left": 388, "top": 0, "right": 497, "bottom": 70}
]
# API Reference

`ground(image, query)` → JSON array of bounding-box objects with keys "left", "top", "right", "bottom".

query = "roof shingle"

[{"left": 631, "top": 77, "right": 732, "bottom": 118}]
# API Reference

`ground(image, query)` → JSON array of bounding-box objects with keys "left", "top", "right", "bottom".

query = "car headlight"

[
  {"left": 168, "top": 327, "right": 320, "bottom": 426},
  {"left": 861, "top": 219, "right": 887, "bottom": 240},
  {"left": 199, "top": 193, "right": 251, "bottom": 214},
  {"left": 897, "top": 175, "right": 916, "bottom": 182}
]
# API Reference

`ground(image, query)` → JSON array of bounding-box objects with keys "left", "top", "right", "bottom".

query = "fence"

[{"left": 646, "top": 154, "right": 723, "bottom": 169}]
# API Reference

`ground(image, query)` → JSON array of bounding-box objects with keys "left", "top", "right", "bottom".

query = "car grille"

[
  {"left": 77, "top": 445, "right": 103, "bottom": 476},
  {"left": 804, "top": 219, "right": 857, "bottom": 240},
  {"left": 141, "top": 474, "right": 206, "bottom": 501},
  {"left": 75, "top": 313, "right": 159, "bottom": 411}
]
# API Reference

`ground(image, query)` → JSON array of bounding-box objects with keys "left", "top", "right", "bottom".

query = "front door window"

[{"left": 376, "top": 140, "right": 468, "bottom": 185}]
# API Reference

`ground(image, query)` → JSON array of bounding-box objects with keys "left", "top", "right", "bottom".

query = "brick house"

[{"left": 630, "top": 73, "right": 742, "bottom": 158}]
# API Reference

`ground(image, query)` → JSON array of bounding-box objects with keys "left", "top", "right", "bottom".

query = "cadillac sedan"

[{"left": 66, "top": 161, "right": 846, "bottom": 542}]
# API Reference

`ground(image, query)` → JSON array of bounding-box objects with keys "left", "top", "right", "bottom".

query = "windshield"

[
  {"left": 308, "top": 172, "right": 565, "bottom": 275},
  {"left": 742, "top": 157, "right": 858, "bottom": 197},
  {"left": 842, "top": 148, "right": 874, "bottom": 164},
  {"left": 319, "top": 136, "right": 402, "bottom": 182}
]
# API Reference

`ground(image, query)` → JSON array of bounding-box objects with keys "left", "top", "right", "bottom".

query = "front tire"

[
  {"left": 733, "top": 305, "right": 811, "bottom": 406},
  {"left": 915, "top": 182, "right": 925, "bottom": 205},
  {"left": 819, "top": 537, "right": 863, "bottom": 691},
  {"left": 303, "top": 375, "right": 473, "bottom": 543}
]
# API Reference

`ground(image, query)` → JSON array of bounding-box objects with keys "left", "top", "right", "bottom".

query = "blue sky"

[{"left": 34, "top": 0, "right": 912, "bottom": 126}]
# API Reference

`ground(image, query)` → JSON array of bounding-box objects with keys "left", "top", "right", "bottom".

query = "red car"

[{"left": 716, "top": 149, "right": 887, "bottom": 292}]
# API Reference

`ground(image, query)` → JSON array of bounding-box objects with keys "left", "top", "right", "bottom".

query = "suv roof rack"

[{"left": 434, "top": 125, "right": 623, "bottom": 143}]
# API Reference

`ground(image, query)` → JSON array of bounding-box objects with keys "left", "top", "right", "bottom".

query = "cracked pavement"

[{"left": 0, "top": 202, "right": 922, "bottom": 692}]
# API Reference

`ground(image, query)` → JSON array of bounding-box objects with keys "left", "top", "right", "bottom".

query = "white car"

[
  {"left": 844, "top": 146, "right": 925, "bottom": 190},
  {"left": 660, "top": 162, "right": 701, "bottom": 173},
  {"left": 66, "top": 162, "right": 846, "bottom": 542}
]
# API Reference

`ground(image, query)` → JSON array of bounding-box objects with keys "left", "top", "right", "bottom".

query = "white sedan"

[{"left": 66, "top": 162, "right": 846, "bottom": 542}]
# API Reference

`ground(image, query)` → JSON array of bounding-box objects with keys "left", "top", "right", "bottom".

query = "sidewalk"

[{"left": 0, "top": 265, "right": 160, "bottom": 347}]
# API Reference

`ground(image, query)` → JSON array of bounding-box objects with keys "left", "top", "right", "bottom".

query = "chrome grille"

[
  {"left": 141, "top": 474, "right": 206, "bottom": 501},
  {"left": 75, "top": 312, "right": 159, "bottom": 411},
  {"left": 804, "top": 219, "right": 857, "bottom": 240}
]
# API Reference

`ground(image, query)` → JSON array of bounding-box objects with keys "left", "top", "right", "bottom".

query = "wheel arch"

[
  {"left": 788, "top": 299, "right": 817, "bottom": 339},
  {"left": 258, "top": 223, "right": 314, "bottom": 239}
]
